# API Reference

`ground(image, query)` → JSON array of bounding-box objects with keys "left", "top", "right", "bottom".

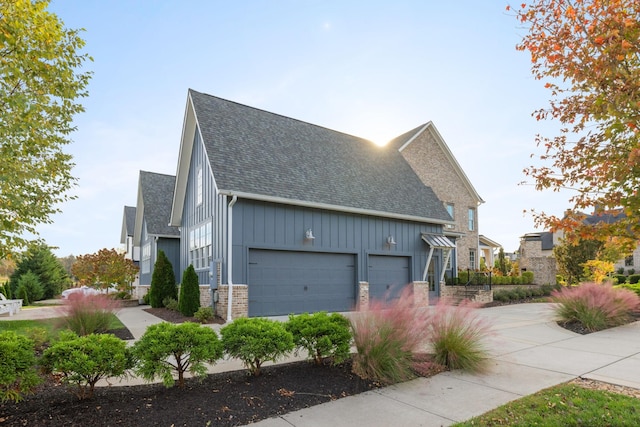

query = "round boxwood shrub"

[
  {"left": 221, "top": 317, "right": 294, "bottom": 376},
  {"left": 286, "top": 312, "right": 352, "bottom": 365},
  {"left": 0, "top": 331, "right": 41, "bottom": 403}
]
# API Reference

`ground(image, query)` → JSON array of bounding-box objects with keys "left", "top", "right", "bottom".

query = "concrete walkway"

[{"left": 2, "top": 302, "right": 639, "bottom": 426}]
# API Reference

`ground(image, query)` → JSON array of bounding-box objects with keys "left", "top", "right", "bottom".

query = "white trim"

[{"left": 217, "top": 190, "right": 455, "bottom": 226}]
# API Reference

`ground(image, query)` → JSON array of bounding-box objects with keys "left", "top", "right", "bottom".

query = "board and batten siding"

[
  {"left": 230, "top": 199, "right": 443, "bottom": 287},
  {"left": 179, "top": 131, "right": 218, "bottom": 286},
  {"left": 157, "top": 237, "right": 181, "bottom": 284}
]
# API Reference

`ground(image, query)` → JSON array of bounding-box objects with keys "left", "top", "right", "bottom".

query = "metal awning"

[{"left": 421, "top": 233, "right": 456, "bottom": 249}]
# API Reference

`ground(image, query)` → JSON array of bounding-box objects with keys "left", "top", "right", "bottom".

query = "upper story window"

[
  {"left": 626, "top": 255, "right": 634, "bottom": 267},
  {"left": 189, "top": 222, "right": 212, "bottom": 270},
  {"left": 446, "top": 203, "right": 454, "bottom": 220},
  {"left": 141, "top": 242, "right": 151, "bottom": 273},
  {"left": 468, "top": 207, "right": 475, "bottom": 231},
  {"left": 196, "top": 167, "right": 203, "bottom": 206}
]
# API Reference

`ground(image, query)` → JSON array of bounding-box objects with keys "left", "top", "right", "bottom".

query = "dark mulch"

[
  {"left": 0, "top": 360, "right": 380, "bottom": 427},
  {"left": 143, "top": 306, "right": 225, "bottom": 324}
]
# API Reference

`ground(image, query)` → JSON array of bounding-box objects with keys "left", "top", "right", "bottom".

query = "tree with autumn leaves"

[
  {"left": 72, "top": 248, "right": 138, "bottom": 294},
  {"left": 512, "top": 0, "right": 640, "bottom": 251}
]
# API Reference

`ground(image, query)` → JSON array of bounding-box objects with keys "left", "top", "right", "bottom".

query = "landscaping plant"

[
  {"left": 15, "top": 270, "right": 44, "bottom": 305},
  {"left": 286, "top": 311, "right": 352, "bottom": 365},
  {"left": 148, "top": 250, "right": 177, "bottom": 308},
  {"left": 350, "top": 288, "right": 427, "bottom": 384},
  {"left": 132, "top": 322, "right": 223, "bottom": 388},
  {"left": 178, "top": 264, "right": 200, "bottom": 317},
  {"left": 194, "top": 306, "right": 214, "bottom": 323},
  {"left": 552, "top": 282, "right": 640, "bottom": 332},
  {"left": 220, "top": 317, "right": 294, "bottom": 376},
  {"left": 426, "top": 299, "right": 490, "bottom": 372},
  {"left": 41, "top": 331, "right": 132, "bottom": 399},
  {"left": 57, "top": 293, "right": 121, "bottom": 335},
  {"left": 0, "top": 331, "right": 41, "bottom": 403}
]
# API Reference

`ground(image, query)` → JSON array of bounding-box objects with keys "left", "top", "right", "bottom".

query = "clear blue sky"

[{"left": 41, "top": 0, "right": 569, "bottom": 256}]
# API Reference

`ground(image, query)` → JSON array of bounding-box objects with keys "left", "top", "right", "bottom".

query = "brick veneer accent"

[
  {"left": 412, "top": 281, "right": 430, "bottom": 307},
  {"left": 216, "top": 284, "right": 248, "bottom": 321},
  {"left": 358, "top": 281, "right": 369, "bottom": 311},
  {"left": 441, "top": 285, "right": 493, "bottom": 304}
]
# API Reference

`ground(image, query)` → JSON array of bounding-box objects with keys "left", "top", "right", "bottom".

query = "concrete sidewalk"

[{"left": 2, "top": 302, "right": 639, "bottom": 426}]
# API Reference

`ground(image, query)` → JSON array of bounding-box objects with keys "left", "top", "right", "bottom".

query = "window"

[
  {"left": 468, "top": 208, "right": 475, "bottom": 231},
  {"left": 141, "top": 243, "right": 151, "bottom": 273},
  {"left": 469, "top": 249, "right": 476, "bottom": 269},
  {"left": 196, "top": 167, "right": 203, "bottom": 206},
  {"left": 189, "top": 222, "right": 212, "bottom": 269},
  {"left": 445, "top": 203, "right": 454, "bottom": 219},
  {"left": 625, "top": 255, "right": 634, "bottom": 267}
]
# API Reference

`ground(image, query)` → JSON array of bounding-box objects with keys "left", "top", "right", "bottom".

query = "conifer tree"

[
  {"left": 178, "top": 265, "right": 201, "bottom": 317},
  {"left": 148, "top": 250, "right": 177, "bottom": 308}
]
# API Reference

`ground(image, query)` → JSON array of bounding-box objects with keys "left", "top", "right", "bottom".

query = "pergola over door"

[{"left": 421, "top": 233, "right": 456, "bottom": 284}]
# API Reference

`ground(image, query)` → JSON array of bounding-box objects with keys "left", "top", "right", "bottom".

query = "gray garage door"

[
  {"left": 368, "top": 255, "right": 411, "bottom": 302},
  {"left": 248, "top": 250, "right": 356, "bottom": 317}
]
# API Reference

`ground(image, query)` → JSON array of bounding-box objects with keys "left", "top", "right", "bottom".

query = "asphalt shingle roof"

[
  {"left": 124, "top": 206, "right": 136, "bottom": 236},
  {"left": 189, "top": 90, "right": 451, "bottom": 223},
  {"left": 140, "top": 171, "right": 180, "bottom": 237}
]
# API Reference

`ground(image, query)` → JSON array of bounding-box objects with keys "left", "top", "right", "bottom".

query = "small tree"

[
  {"left": 72, "top": 248, "right": 138, "bottom": 293},
  {"left": 10, "top": 243, "right": 70, "bottom": 299},
  {"left": 148, "top": 250, "right": 177, "bottom": 308},
  {"left": 132, "top": 322, "right": 223, "bottom": 388},
  {"left": 554, "top": 238, "right": 603, "bottom": 285},
  {"left": 178, "top": 264, "right": 200, "bottom": 317},
  {"left": 15, "top": 270, "right": 43, "bottom": 305}
]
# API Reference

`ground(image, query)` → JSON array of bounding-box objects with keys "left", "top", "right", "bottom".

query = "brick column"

[
  {"left": 216, "top": 284, "right": 248, "bottom": 321},
  {"left": 412, "top": 281, "right": 429, "bottom": 307},
  {"left": 358, "top": 281, "right": 369, "bottom": 311}
]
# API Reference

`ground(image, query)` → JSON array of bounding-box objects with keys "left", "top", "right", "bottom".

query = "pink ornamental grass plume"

[
  {"left": 552, "top": 282, "right": 640, "bottom": 332},
  {"left": 57, "top": 293, "right": 121, "bottom": 336}
]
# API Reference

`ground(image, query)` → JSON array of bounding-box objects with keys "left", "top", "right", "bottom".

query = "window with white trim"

[
  {"left": 446, "top": 203, "right": 454, "bottom": 219},
  {"left": 468, "top": 207, "right": 475, "bottom": 231},
  {"left": 189, "top": 222, "right": 212, "bottom": 269},
  {"left": 141, "top": 243, "right": 151, "bottom": 273},
  {"left": 469, "top": 249, "right": 476, "bottom": 269}
]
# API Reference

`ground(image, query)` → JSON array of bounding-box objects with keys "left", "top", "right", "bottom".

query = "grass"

[
  {"left": 453, "top": 383, "right": 640, "bottom": 426},
  {"left": 0, "top": 314, "right": 125, "bottom": 338}
]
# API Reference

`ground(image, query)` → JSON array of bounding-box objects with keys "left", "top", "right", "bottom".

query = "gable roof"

[
  {"left": 120, "top": 205, "right": 136, "bottom": 244},
  {"left": 479, "top": 235, "right": 502, "bottom": 249},
  {"left": 134, "top": 171, "right": 180, "bottom": 243},
  {"left": 171, "top": 90, "right": 454, "bottom": 226},
  {"left": 390, "top": 121, "right": 484, "bottom": 205}
]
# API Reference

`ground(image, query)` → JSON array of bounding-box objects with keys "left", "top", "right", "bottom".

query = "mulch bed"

[{"left": 143, "top": 306, "right": 225, "bottom": 325}]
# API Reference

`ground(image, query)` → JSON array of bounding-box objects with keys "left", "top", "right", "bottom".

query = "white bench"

[{"left": 0, "top": 293, "right": 23, "bottom": 317}]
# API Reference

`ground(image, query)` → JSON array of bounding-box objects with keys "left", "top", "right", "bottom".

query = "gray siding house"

[
  {"left": 169, "top": 89, "right": 459, "bottom": 319},
  {"left": 133, "top": 171, "right": 181, "bottom": 292}
]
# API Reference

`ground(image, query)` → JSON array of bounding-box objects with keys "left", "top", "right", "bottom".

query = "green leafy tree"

[
  {"left": 512, "top": 1, "right": 640, "bottom": 250},
  {"left": 71, "top": 248, "right": 138, "bottom": 293},
  {"left": 10, "top": 244, "right": 70, "bottom": 299},
  {"left": 496, "top": 248, "right": 509, "bottom": 276},
  {"left": 15, "top": 270, "right": 43, "bottom": 305},
  {"left": 132, "top": 322, "right": 223, "bottom": 388},
  {"left": 148, "top": 250, "right": 177, "bottom": 308},
  {"left": 0, "top": 0, "right": 92, "bottom": 259},
  {"left": 178, "top": 264, "right": 200, "bottom": 317},
  {"left": 553, "top": 238, "right": 603, "bottom": 285}
]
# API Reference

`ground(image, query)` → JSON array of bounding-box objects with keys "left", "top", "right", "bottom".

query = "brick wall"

[
  {"left": 216, "top": 284, "right": 248, "bottom": 320},
  {"left": 399, "top": 129, "right": 480, "bottom": 270},
  {"left": 358, "top": 281, "right": 369, "bottom": 311}
]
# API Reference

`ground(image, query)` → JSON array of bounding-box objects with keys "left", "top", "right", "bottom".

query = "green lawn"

[
  {"left": 454, "top": 383, "right": 640, "bottom": 426},
  {"left": 0, "top": 314, "right": 125, "bottom": 338}
]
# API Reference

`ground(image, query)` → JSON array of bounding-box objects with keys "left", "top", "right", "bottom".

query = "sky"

[{"left": 38, "top": 0, "right": 571, "bottom": 257}]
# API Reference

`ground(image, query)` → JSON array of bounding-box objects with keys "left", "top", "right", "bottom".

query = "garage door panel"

[
  {"left": 248, "top": 250, "right": 356, "bottom": 316},
  {"left": 368, "top": 255, "right": 411, "bottom": 302}
]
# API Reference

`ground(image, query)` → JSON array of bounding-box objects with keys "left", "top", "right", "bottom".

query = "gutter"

[{"left": 226, "top": 195, "right": 238, "bottom": 321}]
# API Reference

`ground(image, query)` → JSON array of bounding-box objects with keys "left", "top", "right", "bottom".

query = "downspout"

[{"left": 226, "top": 195, "right": 238, "bottom": 321}]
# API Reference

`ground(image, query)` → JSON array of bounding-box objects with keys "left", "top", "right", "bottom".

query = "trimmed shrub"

[
  {"left": 15, "top": 271, "right": 44, "bottom": 305},
  {"left": 148, "top": 250, "right": 177, "bottom": 308},
  {"left": 286, "top": 312, "right": 352, "bottom": 365},
  {"left": 540, "top": 284, "right": 555, "bottom": 296},
  {"left": 142, "top": 291, "right": 150, "bottom": 305},
  {"left": 133, "top": 322, "right": 223, "bottom": 388},
  {"left": 426, "top": 300, "right": 490, "bottom": 372},
  {"left": 629, "top": 274, "right": 640, "bottom": 285},
  {"left": 0, "top": 331, "right": 41, "bottom": 403},
  {"left": 552, "top": 282, "right": 640, "bottom": 332},
  {"left": 24, "top": 327, "right": 50, "bottom": 352},
  {"left": 617, "top": 267, "right": 625, "bottom": 275},
  {"left": 511, "top": 276, "right": 522, "bottom": 285},
  {"left": 57, "top": 293, "right": 120, "bottom": 336},
  {"left": 492, "top": 289, "right": 510, "bottom": 302},
  {"left": 458, "top": 270, "right": 470, "bottom": 284},
  {"left": 163, "top": 297, "right": 179, "bottom": 311},
  {"left": 614, "top": 274, "right": 627, "bottom": 284},
  {"left": 42, "top": 332, "right": 132, "bottom": 399},
  {"left": 350, "top": 288, "right": 426, "bottom": 385},
  {"left": 220, "top": 317, "right": 294, "bottom": 376},
  {"left": 521, "top": 271, "right": 534, "bottom": 285},
  {"left": 617, "top": 283, "right": 640, "bottom": 297},
  {"left": 194, "top": 306, "right": 214, "bottom": 323},
  {"left": 178, "top": 264, "right": 200, "bottom": 317}
]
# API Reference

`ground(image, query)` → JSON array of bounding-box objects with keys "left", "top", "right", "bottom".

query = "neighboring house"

[
  {"left": 120, "top": 205, "right": 140, "bottom": 290},
  {"left": 133, "top": 171, "right": 181, "bottom": 297},
  {"left": 390, "top": 122, "right": 484, "bottom": 274},
  {"left": 518, "top": 231, "right": 557, "bottom": 285},
  {"left": 479, "top": 235, "right": 502, "bottom": 269},
  {"left": 168, "top": 90, "right": 475, "bottom": 319}
]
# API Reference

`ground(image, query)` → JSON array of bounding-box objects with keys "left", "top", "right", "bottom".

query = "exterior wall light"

[
  {"left": 386, "top": 235, "right": 397, "bottom": 245},
  {"left": 305, "top": 229, "right": 315, "bottom": 240}
]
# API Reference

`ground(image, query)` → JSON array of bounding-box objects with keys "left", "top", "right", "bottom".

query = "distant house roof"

[
  {"left": 520, "top": 232, "right": 554, "bottom": 251},
  {"left": 389, "top": 121, "right": 484, "bottom": 205},
  {"left": 479, "top": 235, "right": 501, "bottom": 249},
  {"left": 584, "top": 210, "right": 626, "bottom": 225},
  {"left": 135, "top": 171, "right": 180, "bottom": 242},
  {"left": 170, "top": 90, "right": 454, "bottom": 226},
  {"left": 120, "top": 205, "right": 136, "bottom": 244}
]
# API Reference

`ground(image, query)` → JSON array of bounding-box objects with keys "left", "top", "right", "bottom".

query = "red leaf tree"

[{"left": 71, "top": 248, "right": 138, "bottom": 294}]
